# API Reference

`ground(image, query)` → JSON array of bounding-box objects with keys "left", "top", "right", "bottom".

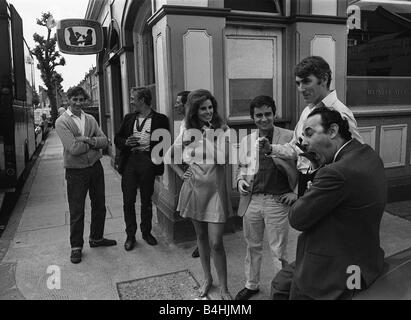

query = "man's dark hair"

[
  {"left": 294, "top": 56, "right": 332, "bottom": 89},
  {"left": 177, "top": 91, "right": 190, "bottom": 106},
  {"left": 249, "top": 95, "right": 276, "bottom": 119},
  {"left": 308, "top": 106, "right": 352, "bottom": 141},
  {"left": 67, "top": 86, "right": 90, "bottom": 100},
  {"left": 131, "top": 87, "right": 152, "bottom": 106}
]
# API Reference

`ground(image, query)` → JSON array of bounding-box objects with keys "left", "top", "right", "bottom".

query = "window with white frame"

[{"left": 225, "top": 28, "right": 282, "bottom": 120}]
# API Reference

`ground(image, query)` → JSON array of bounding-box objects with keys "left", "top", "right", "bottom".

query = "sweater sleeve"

[
  {"left": 56, "top": 119, "right": 90, "bottom": 156},
  {"left": 289, "top": 166, "right": 345, "bottom": 231},
  {"left": 90, "top": 117, "right": 108, "bottom": 149}
]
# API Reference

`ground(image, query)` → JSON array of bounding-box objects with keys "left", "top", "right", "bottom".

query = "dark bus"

[{"left": 0, "top": 0, "right": 37, "bottom": 191}]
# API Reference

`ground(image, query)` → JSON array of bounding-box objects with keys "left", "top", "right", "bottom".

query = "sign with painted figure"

[{"left": 56, "top": 19, "right": 103, "bottom": 55}]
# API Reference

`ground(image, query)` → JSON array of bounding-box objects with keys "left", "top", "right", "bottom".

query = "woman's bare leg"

[
  {"left": 208, "top": 222, "right": 232, "bottom": 300},
  {"left": 192, "top": 220, "right": 212, "bottom": 297}
]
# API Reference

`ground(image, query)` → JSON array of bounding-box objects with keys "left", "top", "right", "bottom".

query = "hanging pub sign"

[{"left": 56, "top": 19, "right": 104, "bottom": 55}]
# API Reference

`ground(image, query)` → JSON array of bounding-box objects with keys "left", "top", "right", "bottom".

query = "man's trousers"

[
  {"left": 243, "top": 194, "right": 290, "bottom": 291},
  {"left": 66, "top": 160, "right": 106, "bottom": 249},
  {"left": 121, "top": 153, "right": 156, "bottom": 237}
]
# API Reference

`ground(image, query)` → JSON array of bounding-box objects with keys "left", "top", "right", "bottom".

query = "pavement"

[{"left": 1, "top": 130, "right": 411, "bottom": 300}]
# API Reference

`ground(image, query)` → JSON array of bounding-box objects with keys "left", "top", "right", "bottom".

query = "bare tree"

[{"left": 31, "top": 12, "right": 65, "bottom": 124}]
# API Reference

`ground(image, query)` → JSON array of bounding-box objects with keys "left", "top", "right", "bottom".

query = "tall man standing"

[
  {"left": 288, "top": 107, "right": 386, "bottom": 299},
  {"left": 115, "top": 87, "right": 170, "bottom": 250},
  {"left": 266, "top": 56, "right": 363, "bottom": 195},
  {"left": 56, "top": 86, "right": 116, "bottom": 264},
  {"left": 235, "top": 96, "right": 298, "bottom": 300}
]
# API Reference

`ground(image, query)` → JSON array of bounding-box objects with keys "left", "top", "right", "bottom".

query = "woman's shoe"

[{"left": 198, "top": 279, "right": 213, "bottom": 297}]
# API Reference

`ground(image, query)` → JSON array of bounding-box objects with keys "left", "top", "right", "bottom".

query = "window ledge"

[{"left": 352, "top": 105, "right": 411, "bottom": 117}]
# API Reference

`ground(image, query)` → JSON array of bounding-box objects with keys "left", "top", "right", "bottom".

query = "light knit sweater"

[{"left": 56, "top": 111, "right": 108, "bottom": 169}]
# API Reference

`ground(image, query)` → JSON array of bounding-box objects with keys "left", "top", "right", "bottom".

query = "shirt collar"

[
  {"left": 322, "top": 90, "right": 338, "bottom": 108},
  {"left": 136, "top": 108, "right": 154, "bottom": 118},
  {"left": 333, "top": 139, "right": 353, "bottom": 163},
  {"left": 67, "top": 108, "right": 84, "bottom": 118},
  {"left": 308, "top": 90, "right": 338, "bottom": 110}
]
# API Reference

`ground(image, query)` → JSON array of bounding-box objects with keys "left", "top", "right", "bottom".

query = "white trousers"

[{"left": 243, "top": 194, "right": 290, "bottom": 290}]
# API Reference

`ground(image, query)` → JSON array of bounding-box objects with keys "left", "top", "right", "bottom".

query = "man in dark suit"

[
  {"left": 289, "top": 106, "right": 386, "bottom": 300},
  {"left": 114, "top": 87, "right": 170, "bottom": 250}
]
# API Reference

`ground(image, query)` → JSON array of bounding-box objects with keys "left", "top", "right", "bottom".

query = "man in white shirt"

[
  {"left": 56, "top": 86, "right": 116, "bottom": 264},
  {"left": 263, "top": 56, "right": 363, "bottom": 196}
]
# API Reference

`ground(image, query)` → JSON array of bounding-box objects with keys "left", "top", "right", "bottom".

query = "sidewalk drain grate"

[{"left": 116, "top": 270, "right": 201, "bottom": 300}]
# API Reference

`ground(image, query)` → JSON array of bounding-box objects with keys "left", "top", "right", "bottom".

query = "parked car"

[
  {"left": 34, "top": 125, "right": 43, "bottom": 147},
  {"left": 354, "top": 247, "right": 411, "bottom": 300}
]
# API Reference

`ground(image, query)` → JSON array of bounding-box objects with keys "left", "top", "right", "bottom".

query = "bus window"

[
  {"left": 24, "top": 41, "right": 34, "bottom": 107},
  {"left": 10, "top": 4, "right": 26, "bottom": 101}
]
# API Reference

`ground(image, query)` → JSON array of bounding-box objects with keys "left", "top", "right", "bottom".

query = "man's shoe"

[
  {"left": 142, "top": 233, "right": 158, "bottom": 246},
  {"left": 124, "top": 236, "right": 136, "bottom": 251},
  {"left": 89, "top": 238, "right": 117, "bottom": 248},
  {"left": 70, "top": 249, "right": 82, "bottom": 264},
  {"left": 191, "top": 247, "right": 200, "bottom": 258},
  {"left": 235, "top": 288, "right": 259, "bottom": 300}
]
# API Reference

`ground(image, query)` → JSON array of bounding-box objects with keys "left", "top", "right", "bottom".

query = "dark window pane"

[
  {"left": 347, "top": 3, "right": 411, "bottom": 106},
  {"left": 224, "top": 0, "right": 280, "bottom": 13},
  {"left": 229, "top": 79, "right": 273, "bottom": 117},
  {"left": 347, "top": 5, "right": 411, "bottom": 77},
  {"left": 10, "top": 4, "right": 26, "bottom": 101}
]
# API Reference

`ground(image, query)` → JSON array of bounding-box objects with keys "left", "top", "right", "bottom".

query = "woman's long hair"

[{"left": 185, "top": 89, "right": 223, "bottom": 130}]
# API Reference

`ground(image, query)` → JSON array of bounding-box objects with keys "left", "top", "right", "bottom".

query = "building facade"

[
  {"left": 85, "top": 0, "right": 411, "bottom": 242},
  {"left": 77, "top": 66, "right": 101, "bottom": 122}
]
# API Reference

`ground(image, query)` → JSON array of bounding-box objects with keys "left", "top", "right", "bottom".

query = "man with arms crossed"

[{"left": 56, "top": 86, "right": 116, "bottom": 264}]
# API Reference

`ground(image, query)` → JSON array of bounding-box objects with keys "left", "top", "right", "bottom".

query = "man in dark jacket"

[
  {"left": 114, "top": 87, "right": 170, "bottom": 250},
  {"left": 289, "top": 106, "right": 386, "bottom": 300}
]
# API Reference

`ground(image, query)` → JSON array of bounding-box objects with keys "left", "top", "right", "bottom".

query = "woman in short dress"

[{"left": 168, "top": 89, "right": 233, "bottom": 300}]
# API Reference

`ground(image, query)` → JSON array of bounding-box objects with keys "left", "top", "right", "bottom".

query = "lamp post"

[{"left": 89, "top": 72, "right": 93, "bottom": 106}]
